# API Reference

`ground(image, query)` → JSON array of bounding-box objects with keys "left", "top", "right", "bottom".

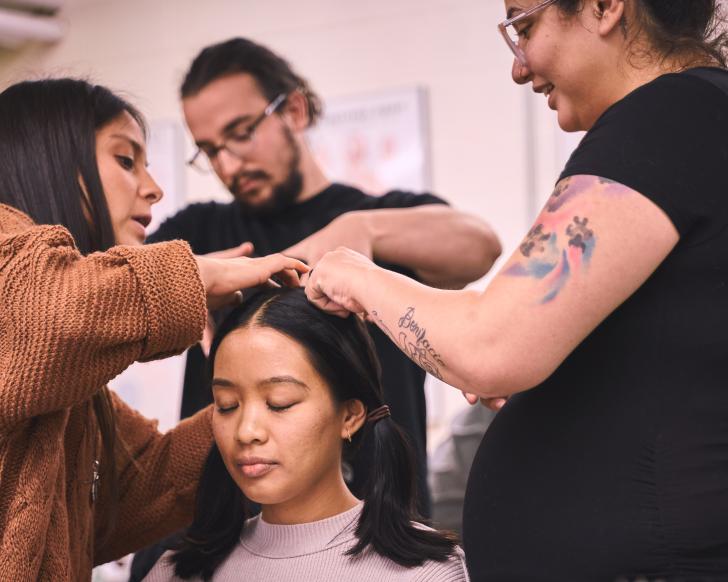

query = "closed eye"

[
  {"left": 227, "top": 130, "right": 253, "bottom": 144},
  {"left": 216, "top": 403, "right": 239, "bottom": 414},
  {"left": 268, "top": 402, "right": 295, "bottom": 412}
]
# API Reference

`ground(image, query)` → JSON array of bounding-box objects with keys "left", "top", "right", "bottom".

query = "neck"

[
  {"left": 294, "top": 139, "right": 330, "bottom": 204},
  {"left": 260, "top": 470, "right": 359, "bottom": 525}
]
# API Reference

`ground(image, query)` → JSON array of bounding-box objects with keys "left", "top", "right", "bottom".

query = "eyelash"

[
  {"left": 116, "top": 155, "right": 134, "bottom": 170},
  {"left": 215, "top": 402, "right": 295, "bottom": 414}
]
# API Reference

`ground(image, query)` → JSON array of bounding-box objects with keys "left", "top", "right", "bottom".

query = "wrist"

[{"left": 355, "top": 259, "right": 384, "bottom": 314}]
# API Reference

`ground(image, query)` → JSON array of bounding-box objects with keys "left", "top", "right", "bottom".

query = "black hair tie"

[{"left": 367, "top": 405, "right": 391, "bottom": 424}]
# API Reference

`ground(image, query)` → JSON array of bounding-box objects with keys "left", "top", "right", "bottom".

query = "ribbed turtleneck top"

[{"left": 145, "top": 503, "right": 468, "bottom": 581}]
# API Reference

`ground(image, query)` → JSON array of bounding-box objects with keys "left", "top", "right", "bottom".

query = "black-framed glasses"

[
  {"left": 497, "top": 0, "right": 557, "bottom": 66},
  {"left": 187, "top": 93, "right": 287, "bottom": 173}
]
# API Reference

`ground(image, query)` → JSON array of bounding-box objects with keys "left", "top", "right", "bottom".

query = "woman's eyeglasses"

[{"left": 497, "top": 0, "right": 557, "bottom": 66}]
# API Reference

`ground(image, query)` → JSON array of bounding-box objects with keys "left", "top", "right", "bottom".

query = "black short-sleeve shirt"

[{"left": 463, "top": 69, "right": 728, "bottom": 580}]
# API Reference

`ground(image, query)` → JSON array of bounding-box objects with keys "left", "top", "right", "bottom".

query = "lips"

[
  {"left": 236, "top": 456, "right": 278, "bottom": 478},
  {"left": 132, "top": 215, "right": 152, "bottom": 228},
  {"left": 234, "top": 171, "right": 269, "bottom": 195}
]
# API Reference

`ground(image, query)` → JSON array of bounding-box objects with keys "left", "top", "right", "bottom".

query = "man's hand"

[
  {"left": 204, "top": 241, "right": 255, "bottom": 260},
  {"left": 284, "top": 212, "right": 373, "bottom": 268}
]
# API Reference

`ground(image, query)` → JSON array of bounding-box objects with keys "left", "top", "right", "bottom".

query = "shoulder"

[
  {"left": 0, "top": 203, "right": 35, "bottom": 233},
  {"left": 142, "top": 550, "right": 190, "bottom": 582},
  {"left": 0, "top": 207, "right": 79, "bottom": 275},
  {"left": 412, "top": 544, "right": 469, "bottom": 582},
  {"left": 594, "top": 69, "right": 728, "bottom": 133},
  {"left": 331, "top": 183, "right": 447, "bottom": 210}
]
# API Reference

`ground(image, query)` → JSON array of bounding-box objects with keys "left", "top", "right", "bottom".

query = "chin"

[
  {"left": 241, "top": 484, "right": 290, "bottom": 507},
  {"left": 556, "top": 111, "right": 585, "bottom": 133}
]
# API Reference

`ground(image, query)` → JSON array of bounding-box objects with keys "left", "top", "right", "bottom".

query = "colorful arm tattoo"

[{"left": 506, "top": 175, "right": 623, "bottom": 303}]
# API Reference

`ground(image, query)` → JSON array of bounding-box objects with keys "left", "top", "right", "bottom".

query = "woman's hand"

[
  {"left": 196, "top": 253, "right": 309, "bottom": 310},
  {"left": 463, "top": 391, "right": 508, "bottom": 412},
  {"left": 303, "top": 247, "right": 376, "bottom": 317}
]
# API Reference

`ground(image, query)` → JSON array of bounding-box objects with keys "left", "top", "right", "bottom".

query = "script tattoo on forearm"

[{"left": 370, "top": 307, "right": 445, "bottom": 380}]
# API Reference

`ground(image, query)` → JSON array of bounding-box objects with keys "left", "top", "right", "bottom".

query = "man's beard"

[{"left": 230, "top": 125, "right": 304, "bottom": 217}]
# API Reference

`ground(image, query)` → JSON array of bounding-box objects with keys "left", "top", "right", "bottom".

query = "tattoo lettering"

[
  {"left": 369, "top": 307, "right": 446, "bottom": 380},
  {"left": 566, "top": 216, "right": 593, "bottom": 252},
  {"left": 520, "top": 224, "right": 551, "bottom": 257}
]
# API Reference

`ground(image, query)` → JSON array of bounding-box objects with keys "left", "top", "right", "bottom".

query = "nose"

[
  {"left": 140, "top": 168, "right": 163, "bottom": 205},
  {"left": 235, "top": 405, "right": 267, "bottom": 445},
  {"left": 512, "top": 57, "right": 532, "bottom": 85},
  {"left": 216, "top": 148, "right": 245, "bottom": 185}
]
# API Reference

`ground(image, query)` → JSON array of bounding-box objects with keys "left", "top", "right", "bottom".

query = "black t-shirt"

[
  {"left": 464, "top": 68, "right": 728, "bottom": 580},
  {"left": 149, "top": 182, "right": 446, "bottom": 517}
]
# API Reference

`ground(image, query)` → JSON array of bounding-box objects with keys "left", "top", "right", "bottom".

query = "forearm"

[
  {"left": 351, "top": 264, "right": 519, "bottom": 396},
  {"left": 356, "top": 206, "right": 501, "bottom": 288}
]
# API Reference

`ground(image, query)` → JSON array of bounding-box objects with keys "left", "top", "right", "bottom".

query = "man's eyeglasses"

[
  {"left": 497, "top": 0, "right": 557, "bottom": 66},
  {"left": 188, "top": 93, "right": 287, "bottom": 173}
]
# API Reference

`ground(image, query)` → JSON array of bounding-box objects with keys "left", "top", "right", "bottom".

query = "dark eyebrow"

[
  {"left": 212, "top": 377, "right": 236, "bottom": 389},
  {"left": 507, "top": 6, "right": 523, "bottom": 19},
  {"left": 259, "top": 376, "right": 309, "bottom": 390}
]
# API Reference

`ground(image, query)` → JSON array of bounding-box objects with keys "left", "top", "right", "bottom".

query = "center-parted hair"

[{"left": 170, "top": 288, "right": 457, "bottom": 580}]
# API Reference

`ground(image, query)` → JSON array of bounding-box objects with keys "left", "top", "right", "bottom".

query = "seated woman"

[
  {"left": 144, "top": 288, "right": 468, "bottom": 581},
  {"left": 0, "top": 78, "right": 306, "bottom": 581}
]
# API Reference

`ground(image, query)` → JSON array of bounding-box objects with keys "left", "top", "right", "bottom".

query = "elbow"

[
  {"left": 460, "top": 219, "right": 503, "bottom": 282},
  {"left": 476, "top": 224, "right": 503, "bottom": 276},
  {"left": 453, "top": 346, "right": 556, "bottom": 399}
]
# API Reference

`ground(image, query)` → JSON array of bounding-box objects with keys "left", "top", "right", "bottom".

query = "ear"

[
  {"left": 340, "top": 399, "right": 367, "bottom": 440},
  {"left": 280, "top": 88, "right": 311, "bottom": 132},
  {"left": 592, "top": 0, "right": 625, "bottom": 37}
]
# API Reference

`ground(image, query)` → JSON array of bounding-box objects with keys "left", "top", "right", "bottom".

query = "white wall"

[{"left": 0, "top": 0, "right": 571, "bottom": 440}]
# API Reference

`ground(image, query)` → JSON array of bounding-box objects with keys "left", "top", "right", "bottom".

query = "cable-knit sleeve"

[
  {"left": 0, "top": 223, "right": 206, "bottom": 431},
  {"left": 94, "top": 392, "right": 213, "bottom": 565}
]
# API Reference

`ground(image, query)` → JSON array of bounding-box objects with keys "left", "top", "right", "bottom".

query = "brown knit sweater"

[{"left": 0, "top": 203, "right": 213, "bottom": 581}]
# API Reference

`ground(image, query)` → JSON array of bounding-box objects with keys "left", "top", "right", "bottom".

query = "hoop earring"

[{"left": 346, "top": 428, "right": 352, "bottom": 443}]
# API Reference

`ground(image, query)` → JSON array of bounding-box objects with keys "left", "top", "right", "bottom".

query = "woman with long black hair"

[
  {"left": 305, "top": 1, "right": 728, "bottom": 579},
  {"left": 144, "top": 288, "right": 467, "bottom": 581},
  {"left": 0, "top": 78, "right": 307, "bottom": 581}
]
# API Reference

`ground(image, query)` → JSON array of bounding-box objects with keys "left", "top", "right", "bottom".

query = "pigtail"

[
  {"left": 170, "top": 445, "right": 249, "bottom": 581},
  {"left": 348, "top": 416, "right": 458, "bottom": 567}
]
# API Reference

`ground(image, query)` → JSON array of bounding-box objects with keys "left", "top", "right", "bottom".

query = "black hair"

[
  {"left": 170, "top": 288, "right": 457, "bottom": 580},
  {"left": 556, "top": 0, "right": 728, "bottom": 67},
  {"left": 180, "top": 37, "right": 322, "bottom": 127},
  {"left": 0, "top": 77, "right": 146, "bottom": 255},
  {"left": 0, "top": 77, "right": 148, "bottom": 545}
]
